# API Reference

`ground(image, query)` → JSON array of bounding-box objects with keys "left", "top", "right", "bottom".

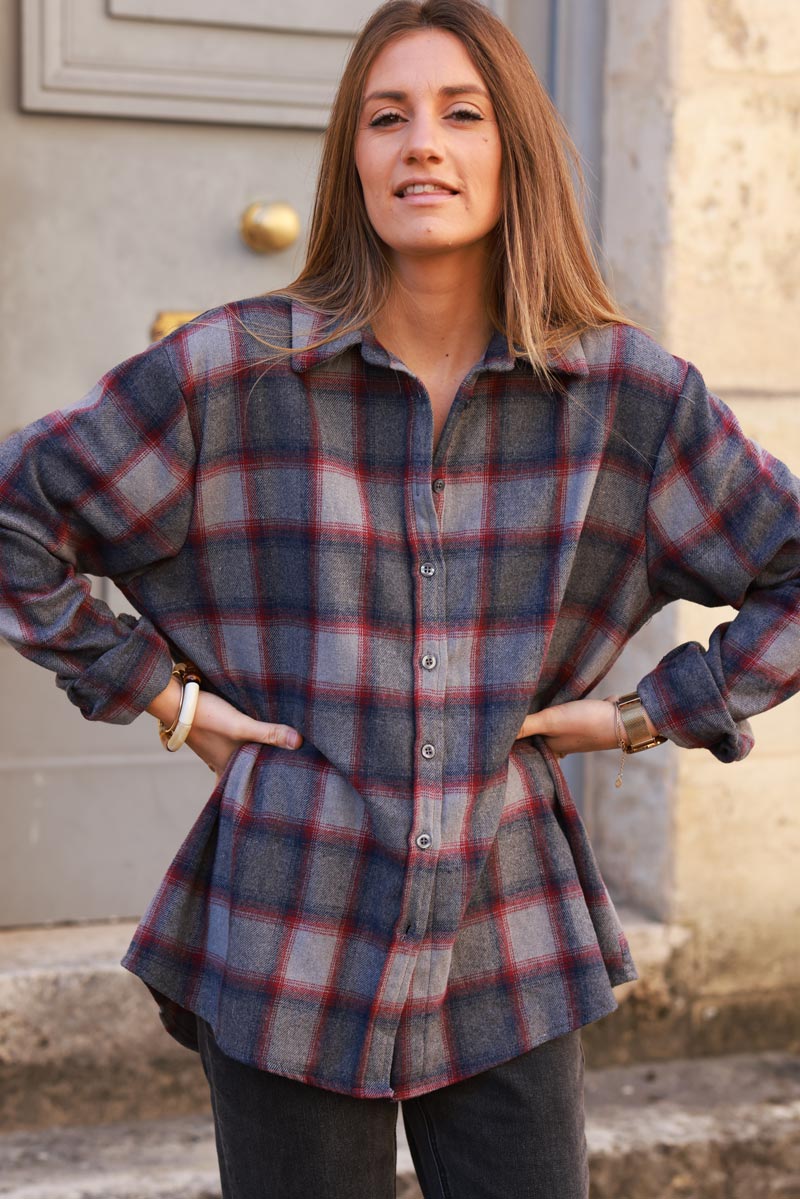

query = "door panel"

[
  {"left": 22, "top": 0, "right": 373, "bottom": 126},
  {"left": 4, "top": 4, "right": 327, "bottom": 925}
]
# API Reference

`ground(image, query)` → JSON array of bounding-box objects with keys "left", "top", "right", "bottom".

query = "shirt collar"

[{"left": 289, "top": 299, "right": 589, "bottom": 378}]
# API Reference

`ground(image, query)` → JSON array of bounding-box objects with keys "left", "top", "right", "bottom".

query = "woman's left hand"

[
  {"left": 516, "top": 697, "right": 658, "bottom": 757},
  {"left": 515, "top": 699, "right": 617, "bottom": 757}
]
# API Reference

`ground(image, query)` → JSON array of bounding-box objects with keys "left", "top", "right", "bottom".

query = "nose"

[{"left": 401, "top": 109, "right": 444, "bottom": 164}]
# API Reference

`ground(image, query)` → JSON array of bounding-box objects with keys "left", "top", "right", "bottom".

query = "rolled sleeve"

[
  {"left": 638, "top": 362, "right": 800, "bottom": 761},
  {"left": 0, "top": 340, "right": 196, "bottom": 723},
  {"left": 56, "top": 611, "right": 175, "bottom": 723}
]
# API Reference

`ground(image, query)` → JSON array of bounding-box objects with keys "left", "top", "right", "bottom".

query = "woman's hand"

[
  {"left": 516, "top": 699, "right": 617, "bottom": 758},
  {"left": 516, "top": 697, "right": 658, "bottom": 758},
  {"left": 147, "top": 678, "right": 302, "bottom": 776}
]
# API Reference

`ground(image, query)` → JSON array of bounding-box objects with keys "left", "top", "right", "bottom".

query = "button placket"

[{"left": 400, "top": 379, "right": 449, "bottom": 960}]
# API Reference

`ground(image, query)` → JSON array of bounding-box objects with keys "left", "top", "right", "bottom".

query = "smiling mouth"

[{"left": 396, "top": 183, "right": 458, "bottom": 198}]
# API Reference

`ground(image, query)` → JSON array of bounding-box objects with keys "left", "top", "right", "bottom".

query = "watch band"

[{"left": 616, "top": 692, "right": 667, "bottom": 754}]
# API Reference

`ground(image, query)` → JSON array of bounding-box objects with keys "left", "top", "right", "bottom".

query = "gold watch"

[{"left": 616, "top": 692, "right": 667, "bottom": 753}]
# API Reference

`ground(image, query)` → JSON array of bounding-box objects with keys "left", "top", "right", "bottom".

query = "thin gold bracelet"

[
  {"left": 604, "top": 693, "right": 667, "bottom": 788},
  {"left": 611, "top": 702, "right": 628, "bottom": 788}
]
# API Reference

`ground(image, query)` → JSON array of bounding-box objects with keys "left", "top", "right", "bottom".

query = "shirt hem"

[{"left": 121, "top": 950, "right": 637, "bottom": 1102}]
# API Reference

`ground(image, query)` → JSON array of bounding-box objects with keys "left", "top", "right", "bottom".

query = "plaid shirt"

[{"left": 1, "top": 297, "right": 798, "bottom": 1100}]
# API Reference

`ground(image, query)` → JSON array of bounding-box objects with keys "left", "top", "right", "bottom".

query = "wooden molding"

[
  {"left": 20, "top": 0, "right": 372, "bottom": 128},
  {"left": 109, "top": 0, "right": 373, "bottom": 37}
]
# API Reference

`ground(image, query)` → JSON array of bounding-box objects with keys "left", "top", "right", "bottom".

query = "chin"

[{"left": 384, "top": 231, "right": 488, "bottom": 257}]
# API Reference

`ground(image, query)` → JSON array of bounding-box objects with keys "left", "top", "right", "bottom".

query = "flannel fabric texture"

[{"left": 0, "top": 297, "right": 798, "bottom": 1099}]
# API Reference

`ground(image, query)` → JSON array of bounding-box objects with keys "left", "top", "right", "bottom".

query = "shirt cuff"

[
  {"left": 637, "top": 641, "right": 755, "bottom": 763},
  {"left": 56, "top": 614, "right": 174, "bottom": 724}
]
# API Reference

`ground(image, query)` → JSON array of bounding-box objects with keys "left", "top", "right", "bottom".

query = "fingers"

[
  {"left": 271, "top": 724, "right": 303, "bottom": 750},
  {"left": 515, "top": 699, "right": 619, "bottom": 754},
  {"left": 194, "top": 693, "right": 303, "bottom": 751},
  {"left": 243, "top": 718, "right": 303, "bottom": 750}
]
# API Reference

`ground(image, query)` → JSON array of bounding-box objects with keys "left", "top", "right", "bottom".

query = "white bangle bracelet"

[
  {"left": 165, "top": 677, "right": 200, "bottom": 751},
  {"left": 158, "top": 662, "right": 201, "bottom": 752}
]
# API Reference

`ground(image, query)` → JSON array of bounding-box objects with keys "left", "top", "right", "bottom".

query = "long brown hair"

[{"left": 277, "top": 0, "right": 632, "bottom": 376}]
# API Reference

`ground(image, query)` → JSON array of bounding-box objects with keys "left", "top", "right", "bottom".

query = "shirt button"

[
  {"left": 421, "top": 653, "right": 437, "bottom": 670},
  {"left": 421, "top": 743, "right": 436, "bottom": 759},
  {"left": 415, "top": 833, "right": 432, "bottom": 850},
  {"left": 432, "top": 478, "right": 445, "bottom": 493},
  {"left": 420, "top": 562, "right": 436, "bottom": 577}
]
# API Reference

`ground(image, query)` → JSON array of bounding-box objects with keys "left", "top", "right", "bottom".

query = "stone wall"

[{"left": 597, "top": 0, "right": 800, "bottom": 1043}]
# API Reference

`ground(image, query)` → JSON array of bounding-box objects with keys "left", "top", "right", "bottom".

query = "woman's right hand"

[{"left": 147, "top": 678, "right": 303, "bottom": 777}]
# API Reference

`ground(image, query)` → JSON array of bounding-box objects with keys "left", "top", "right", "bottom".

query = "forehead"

[{"left": 362, "top": 28, "right": 485, "bottom": 95}]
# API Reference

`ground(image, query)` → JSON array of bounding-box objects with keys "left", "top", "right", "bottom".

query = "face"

[{"left": 354, "top": 29, "right": 503, "bottom": 265}]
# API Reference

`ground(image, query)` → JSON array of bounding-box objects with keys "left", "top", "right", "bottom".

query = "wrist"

[
  {"left": 616, "top": 692, "right": 665, "bottom": 751},
  {"left": 157, "top": 661, "right": 201, "bottom": 752},
  {"left": 603, "top": 692, "right": 667, "bottom": 789},
  {"left": 146, "top": 676, "right": 182, "bottom": 723},
  {"left": 604, "top": 693, "right": 661, "bottom": 744}
]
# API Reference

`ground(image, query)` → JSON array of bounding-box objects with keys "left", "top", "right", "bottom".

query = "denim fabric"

[{"left": 197, "top": 1017, "right": 589, "bottom": 1199}]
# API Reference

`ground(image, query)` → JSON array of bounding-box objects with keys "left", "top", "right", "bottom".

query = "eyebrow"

[{"left": 362, "top": 84, "right": 490, "bottom": 106}]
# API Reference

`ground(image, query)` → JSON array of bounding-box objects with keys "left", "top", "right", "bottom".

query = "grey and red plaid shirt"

[{"left": 1, "top": 296, "right": 798, "bottom": 1099}]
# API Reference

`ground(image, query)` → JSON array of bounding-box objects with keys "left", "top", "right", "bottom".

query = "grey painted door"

[{"left": 1, "top": 0, "right": 587, "bottom": 925}]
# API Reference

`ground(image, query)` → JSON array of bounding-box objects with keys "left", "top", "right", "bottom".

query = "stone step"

[
  {"left": 1, "top": 1052, "right": 799, "bottom": 1198},
  {"left": 0, "top": 922, "right": 208, "bottom": 1131},
  {"left": 0, "top": 1115, "right": 220, "bottom": 1199},
  {"left": 585, "top": 1050, "right": 800, "bottom": 1199}
]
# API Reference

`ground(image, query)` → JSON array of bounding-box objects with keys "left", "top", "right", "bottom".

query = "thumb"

[
  {"left": 516, "top": 710, "right": 551, "bottom": 739},
  {"left": 245, "top": 718, "right": 303, "bottom": 750}
]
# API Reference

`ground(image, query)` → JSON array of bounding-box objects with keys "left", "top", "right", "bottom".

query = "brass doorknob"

[
  {"left": 151, "top": 311, "right": 200, "bottom": 341},
  {"left": 240, "top": 201, "right": 301, "bottom": 253}
]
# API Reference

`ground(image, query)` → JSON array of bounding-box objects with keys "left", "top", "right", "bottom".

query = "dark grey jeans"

[{"left": 197, "top": 1018, "right": 589, "bottom": 1198}]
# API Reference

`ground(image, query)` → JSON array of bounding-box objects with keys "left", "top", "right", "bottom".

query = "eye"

[
  {"left": 448, "top": 107, "right": 483, "bottom": 122},
  {"left": 368, "top": 110, "right": 405, "bottom": 128}
]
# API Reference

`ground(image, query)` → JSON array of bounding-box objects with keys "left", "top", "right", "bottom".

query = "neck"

[{"left": 372, "top": 246, "right": 495, "bottom": 375}]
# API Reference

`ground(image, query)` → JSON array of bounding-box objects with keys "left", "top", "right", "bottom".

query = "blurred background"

[{"left": 1, "top": 2, "right": 798, "bottom": 1196}]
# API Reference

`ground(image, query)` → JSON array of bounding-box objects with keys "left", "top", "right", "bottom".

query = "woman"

[{"left": 1, "top": 1, "right": 798, "bottom": 1196}]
